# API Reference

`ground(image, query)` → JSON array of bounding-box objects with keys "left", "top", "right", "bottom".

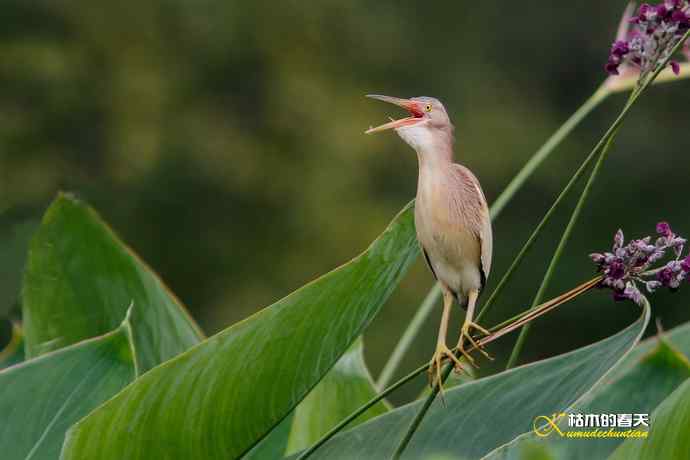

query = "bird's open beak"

[{"left": 365, "top": 94, "right": 425, "bottom": 134}]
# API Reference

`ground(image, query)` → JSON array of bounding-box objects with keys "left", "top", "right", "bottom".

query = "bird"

[{"left": 365, "top": 94, "right": 493, "bottom": 386}]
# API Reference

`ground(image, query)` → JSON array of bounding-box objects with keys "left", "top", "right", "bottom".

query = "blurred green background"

[{"left": 1, "top": 1, "right": 689, "bottom": 401}]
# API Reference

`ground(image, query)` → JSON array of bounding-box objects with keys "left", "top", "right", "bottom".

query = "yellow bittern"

[{"left": 366, "top": 94, "right": 493, "bottom": 384}]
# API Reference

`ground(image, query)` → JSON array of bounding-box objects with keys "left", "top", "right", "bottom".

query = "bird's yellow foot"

[
  {"left": 455, "top": 321, "right": 493, "bottom": 368},
  {"left": 427, "top": 342, "right": 465, "bottom": 389}
]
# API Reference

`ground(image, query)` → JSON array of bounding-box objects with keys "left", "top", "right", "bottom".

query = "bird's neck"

[{"left": 415, "top": 134, "right": 455, "bottom": 172}]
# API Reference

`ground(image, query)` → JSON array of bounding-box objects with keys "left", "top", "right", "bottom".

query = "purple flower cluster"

[
  {"left": 590, "top": 222, "right": 690, "bottom": 305},
  {"left": 606, "top": 1, "right": 690, "bottom": 77}
]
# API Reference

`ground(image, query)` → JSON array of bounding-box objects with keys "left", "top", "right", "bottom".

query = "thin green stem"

[
  {"left": 377, "top": 85, "right": 610, "bottom": 387},
  {"left": 475, "top": 116, "right": 605, "bottom": 323},
  {"left": 297, "top": 363, "right": 426, "bottom": 460},
  {"left": 377, "top": 283, "right": 441, "bottom": 390},
  {"left": 490, "top": 84, "right": 610, "bottom": 218},
  {"left": 479, "top": 86, "right": 636, "bottom": 329},
  {"left": 390, "top": 363, "right": 451, "bottom": 460},
  {"left": 506, "top": 133, "right": 616, "bottom": 369}
]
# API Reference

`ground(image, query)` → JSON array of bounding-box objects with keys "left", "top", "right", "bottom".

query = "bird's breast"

[
  {"left": 414, "top": 199, "right": 479, "bottom": 264},
  {"left": 414, "top": 169, "right": 483, "bottom": 295}
]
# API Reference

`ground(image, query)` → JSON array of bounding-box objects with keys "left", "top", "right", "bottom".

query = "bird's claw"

[
  {"left": 427, "top": 342, "right": 465, "bottom": 391},
  {"left": 456, "top": 322, "right": 493, "bottom": 364}
]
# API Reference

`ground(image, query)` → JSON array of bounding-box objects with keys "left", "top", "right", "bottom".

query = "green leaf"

[
  {"left": 301, "top": 304, "right": 650, "bottom": 459},
  {"left": 0, "top": 321, "right": 24, "bottom": 369},
  {"left": 628, "top": 322, "right": 690, "bottom": 367},
  {"left": 609, "top": 377, "right": 690, "bottom": 460},
  {"left": 244, "top": 415, "right": 295, "bottom": 460},
  {"left": 286, "top": 338, "right": 389, "bottom": 454},
  {"left": 0, "top": 312, "right": 135, "bottom": 460},
  {"left": 22, "top": 193, "right": 204, "bottom": 372},
  {"left": 246, "top": 339, "right": 388, "bottom": 459},
  {"left": 517, "top": 442, "right": 557, "bottom": 460},
  {"left": 61, "top": 202, "right": 419, "bottom": 460},
  {"left": 486, "top": 336, "right": 690, "bottom": 460}
]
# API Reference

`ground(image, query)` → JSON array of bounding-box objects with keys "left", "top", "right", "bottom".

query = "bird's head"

[{"left": 365, "top": 95, "right": 453, "bottom": 152}]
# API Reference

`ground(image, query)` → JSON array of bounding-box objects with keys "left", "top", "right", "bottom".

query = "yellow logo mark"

[{"left": 533, "top": 413, "right": 567, "bottom": 437}]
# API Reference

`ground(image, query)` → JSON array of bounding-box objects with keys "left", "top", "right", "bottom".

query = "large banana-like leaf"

[
  {"left": 246, "top": 339, "right": 387, "bottom": 459},
  {"left": 606, "top": 322, "right": 690, "bottom": 380},
  {"left": 609, "top": 377, "right": 690, "bottom": 460},
  {"left": 487, "top": 335, "right": 690, "bottom": 460},
  {"left": 22, "top": 193, "right": 204, "bottom": 371},
  {"left": 0, "top": 312, "right": 135, "bottom": 460},
  {"left": 286, "top": 338, "right": 389, "bottom": 454},
  {"left": 300, "top": 303, "right": 650, "bottom": 459},
  {"left": 244, "top": 415, "right": 295, "bottom": 460},
  {"left": 61, "top": 202, "right": 419, "bottom": 460}
]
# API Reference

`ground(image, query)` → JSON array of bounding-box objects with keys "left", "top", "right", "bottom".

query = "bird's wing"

[
  {"left": 421, "top": 246, "right": 438, "bottom": 281},
  {"left": 452, "top": 164, "right": 493, "bottom": 288},
  {"left": 478, "top": 209, "right": 492, "bottom": 289}
]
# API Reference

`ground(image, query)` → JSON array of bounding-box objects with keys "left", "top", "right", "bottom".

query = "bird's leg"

[
  {"left": 428, "top": 288, "right": 466, "bottom": 389},
  {"left": 456, "top": 289, "right": 493, "bottom": 365}
]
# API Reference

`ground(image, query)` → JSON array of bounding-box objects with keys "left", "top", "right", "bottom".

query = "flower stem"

[
  {"left": 504, "top": 28, "right": 690, "bottom": 369},
  {"left": 376, "top": 84, "right": 610, "bottom": 390},
  {"left": 475, "top": 95, "right": 611, "bottom": 324},
  {"left": 506, "top": 134, "right": 616, "bottom": 368},
  {"left": 490, "top": 84, "right": 610, "bottom": 218}
]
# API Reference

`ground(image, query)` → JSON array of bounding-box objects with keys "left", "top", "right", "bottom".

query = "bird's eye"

[{"left": 425, "top": 104, "right": 432, "bottom": 112}]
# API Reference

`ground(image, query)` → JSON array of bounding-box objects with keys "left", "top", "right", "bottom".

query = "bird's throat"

[{"left": 415, "top": 140, "right": 454, "bottom": 172}]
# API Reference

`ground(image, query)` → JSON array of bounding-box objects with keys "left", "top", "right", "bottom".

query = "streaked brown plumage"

[{"left": 366, "top": 94, "right": 493, "bottom": 385}]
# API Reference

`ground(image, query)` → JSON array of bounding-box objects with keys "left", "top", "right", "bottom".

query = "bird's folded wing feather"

[
  {"left": 452, "top": 164, "right": 493, "bottom": 286},
  {"left": 421, "top": 247, "right": 439, "bottom": 281}
]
